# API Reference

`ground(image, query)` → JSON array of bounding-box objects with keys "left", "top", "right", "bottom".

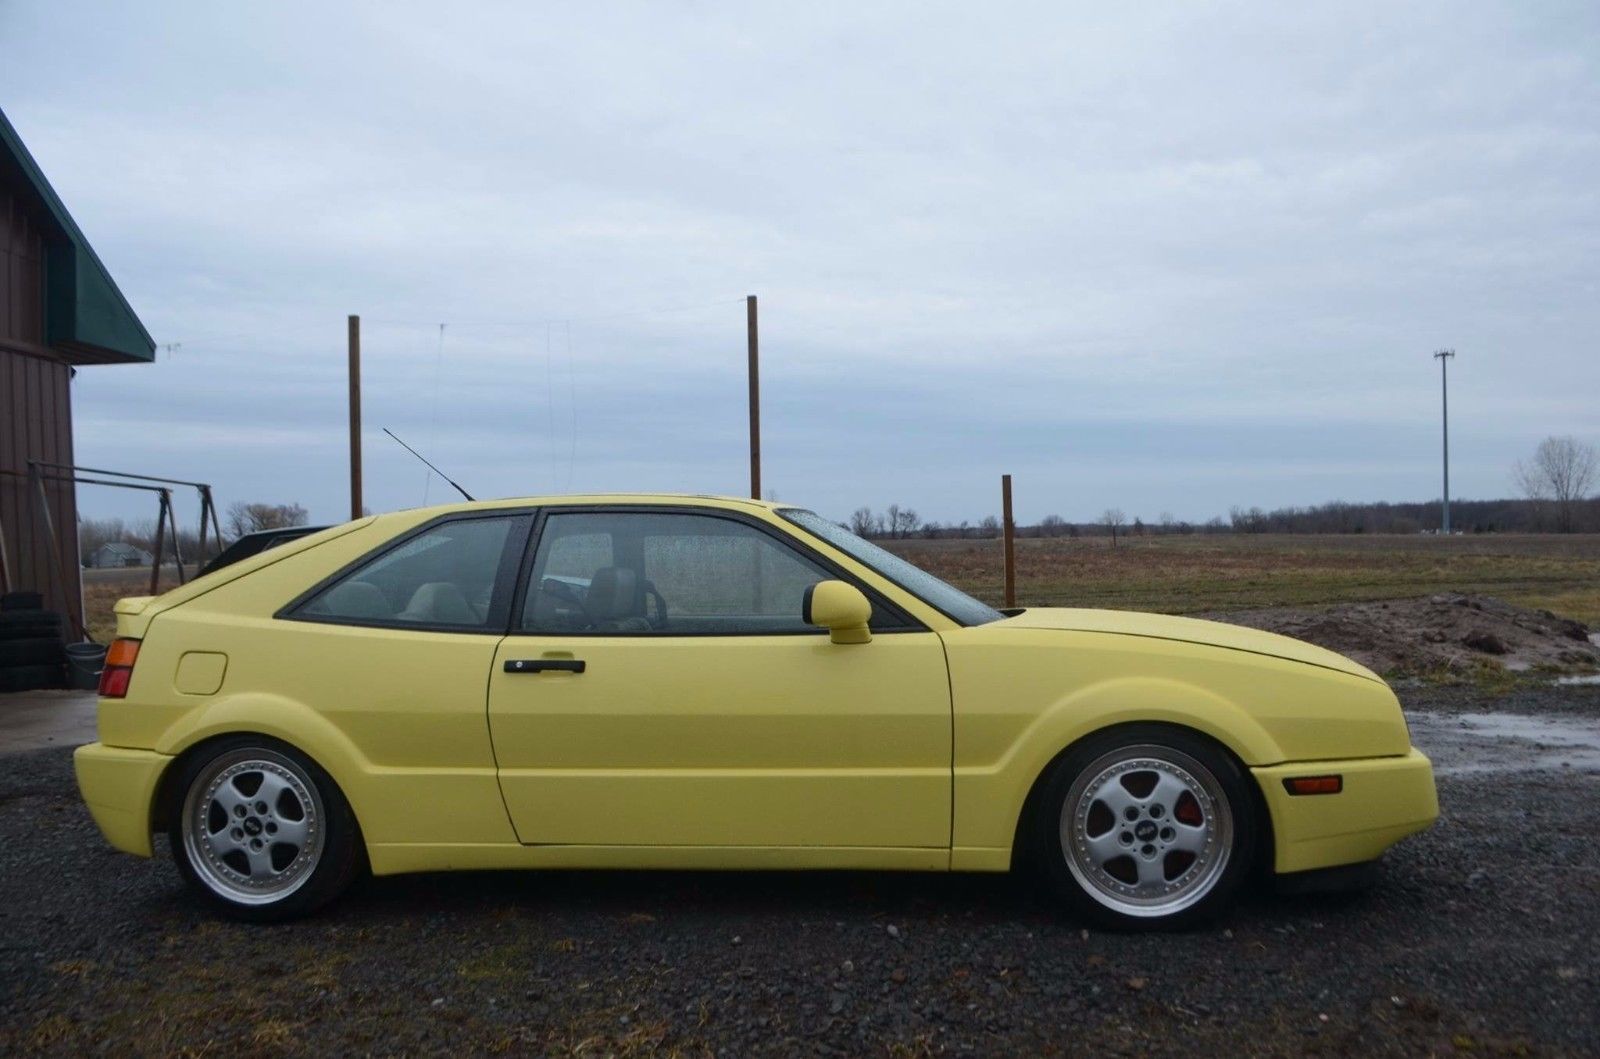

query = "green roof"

[{"left": 0, "top": 106, "right": 155, "bottom": 364}]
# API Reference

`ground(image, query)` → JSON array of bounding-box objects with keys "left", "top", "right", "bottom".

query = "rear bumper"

[
  {"left": 1254, "top": 748, "right": 1437, "bottom": 875},
  {"left": 73, "top": 742, "right": 171, "bottom": 858}
]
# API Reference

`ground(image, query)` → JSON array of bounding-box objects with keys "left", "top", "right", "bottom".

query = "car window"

[
  {"left": 778, "top": 508, "right": 1004, "bottom": 626},
  {"left": 296, "top": 515, "right": 523, "bottom": 630},
  {"left": 521, "top": 511, "right": 898, "bottom": 635}
]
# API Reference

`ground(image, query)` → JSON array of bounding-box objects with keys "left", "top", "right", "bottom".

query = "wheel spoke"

[
  {"left": 211, "top": 780, "right": 250, "bottom": 817},
  {"left": 209, "top": 826, "right": 246, "bottom": 856},
  {"left": 1134, "top": 853, "right": 1166, "bottom": 889},
  {"left": 245, "top": 844, "right": 276, "bottom": 879},
  {"left": 1093, "top": 779, "right": 1137, "bottom": 818},
  {"left": 1150, "top": 770, "right": 1190, "bottom": 811},
  {"left": 254, "top": 770, "right": 290, "bottom": 810},
  {"left": 272, "top": 816, "right": 310, "bottom": 848},
  {"left": 1170, "top": 821, "right": 1209, "bottom": 853},
  {"left": 1084, "top": 829, "right": 1125, "bottom": 866}
]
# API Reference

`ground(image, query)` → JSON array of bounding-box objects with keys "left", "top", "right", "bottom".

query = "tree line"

[
  {"left": 847, "top": 435, "right": 1599, "bottom": 539},
  {"left": 77, "top": 502, "right": 309, "bottom": 566}
]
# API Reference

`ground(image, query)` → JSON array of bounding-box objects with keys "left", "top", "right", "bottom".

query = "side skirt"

[{"left": 366, "top": 843, "right": 952, "bottom": 876}]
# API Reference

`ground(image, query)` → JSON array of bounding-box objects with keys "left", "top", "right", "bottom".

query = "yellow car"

[{"left": 74, "top": 495, "right": 1437, "bottom": 928}]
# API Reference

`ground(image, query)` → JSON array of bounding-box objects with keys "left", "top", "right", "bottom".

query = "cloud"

[{"left": 3, "top": 0, "right": 1596, "bottom": 527}]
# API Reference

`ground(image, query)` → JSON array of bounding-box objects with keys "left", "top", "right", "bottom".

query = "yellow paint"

[
  {"left": 1254, "top": 749, "right": 1438, "bottom": 873},
  {"left": 488, "top": 632, "right": 950, "bottom": 847},
  {"left": 73, "top": 493, "right": 1437, "bottom": 884},
  {"left": 173, "top": 651, "right": 228, "bottom": 695},
  {"left": 73, "top": 743, "right": 169, "bottom": 858}
]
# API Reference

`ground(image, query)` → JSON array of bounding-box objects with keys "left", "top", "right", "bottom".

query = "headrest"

[{"left": 584, "top": 566, "right": 641, "bottom": 622}]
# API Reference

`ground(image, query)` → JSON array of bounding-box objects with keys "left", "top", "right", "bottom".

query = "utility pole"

[
  {"left": 1001, "top": 474, "right": 1016, "bottom": 608},
  {"left": 747, "top": 295, "right": 761, "bottom": 500},
  {"left": 349, "top": 314, "right": 363, "bottom": 521},
  {"left": 1433, "top": 348, "right": 1455, "bottom": 534}
]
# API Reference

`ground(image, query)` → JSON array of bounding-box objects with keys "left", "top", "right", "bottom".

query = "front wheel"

[
  {"left": 1035, "top": 726, "right": 1258, "bottom": 931},
  {"left": 168, "top": 737, "right": 364, "bottom": 921}
]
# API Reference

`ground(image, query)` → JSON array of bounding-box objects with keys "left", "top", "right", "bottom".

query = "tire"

[
  {"left": 0, "top": 663, "right": 66, "bottom": 692},
  {"left": 0, "top": 637, "right": 66, "bottom": 668},
  {"left": 0, "top": 610, "right": 64, "bottom": 638},
  {"left": 167, "top": 736, "right": 366, "bottom": 922},
  {"left": 1033, "top": 724, "right": 1258, "bottom": 931},
  {"left": 1, "top": 591, "right": 44, "bottom": 611}
]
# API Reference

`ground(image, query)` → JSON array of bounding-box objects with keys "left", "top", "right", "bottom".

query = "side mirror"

[{"left": 803, "top": 580, "right": 872, "bottom": 644}]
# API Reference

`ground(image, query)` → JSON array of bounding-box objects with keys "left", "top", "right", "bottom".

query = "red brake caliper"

[{"left": 1174, "top": 794, "right": 1203, "bottom": 826}]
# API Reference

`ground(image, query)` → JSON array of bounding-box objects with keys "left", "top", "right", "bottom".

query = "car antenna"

[{"left": 382, "top": 428, "right": 476, "bottom": 501}]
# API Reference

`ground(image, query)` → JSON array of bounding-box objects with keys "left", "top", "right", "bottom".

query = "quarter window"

[
  {"left": 295, "top": 515, "right": 524, "bottom": 630},
  {"left": 521, "top": 511, "right": 891, "bottom": 635}
]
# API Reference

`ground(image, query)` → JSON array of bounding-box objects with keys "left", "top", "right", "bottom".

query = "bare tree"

[
  {"left": 226, "top": 501, "right": 310, "bottom": 539},
  {"left": 885, "top": 505, "right": 920, "bottom": 538},
  {"left": 978, "top": 515, "right": 1000, "bottom": 538},
  {"left": 1515, "top": 436, "right": 1597, "bottom": 533},
  {"left": 1100, "top": 508, "right": 1126, "bottom": 548},
  {"left": 1039, "top": 514, "right": 1067, "bottom": 537},
  {"left": 848, "top": 507, "right": 877, "bottom": 537}
]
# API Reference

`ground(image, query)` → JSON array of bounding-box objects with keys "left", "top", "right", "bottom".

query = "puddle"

[
  {"left": 1406, "top": 710, "right": 1600, "bottom": 777},
  {"left": 1556, "top": 673, "right": 1600, "bottom": 686}
]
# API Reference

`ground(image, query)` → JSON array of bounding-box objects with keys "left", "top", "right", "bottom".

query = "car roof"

[{"left": 382, "top": 493, "right": 790, "bottom": 519}]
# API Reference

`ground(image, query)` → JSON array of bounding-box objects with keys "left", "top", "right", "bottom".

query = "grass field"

[
  {"left": 76, "top": 533, "right": 1600, "bottom": 643},
  {"left": 883, "top": 533, "right": 1600, "bottom": 625}
]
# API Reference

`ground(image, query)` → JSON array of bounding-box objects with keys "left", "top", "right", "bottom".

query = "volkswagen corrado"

[{"left": 74, "top": 495, "right": 1437, "bottom": 928}]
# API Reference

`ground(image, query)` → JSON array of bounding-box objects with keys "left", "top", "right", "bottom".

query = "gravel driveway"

[{"left": 2, "top": 685, "right": 1596, "bottom": 1056}]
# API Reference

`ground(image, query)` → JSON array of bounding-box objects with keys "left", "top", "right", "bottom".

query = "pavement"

[{"left": 0, "top": 689, "right": 97, "bottom": 754}]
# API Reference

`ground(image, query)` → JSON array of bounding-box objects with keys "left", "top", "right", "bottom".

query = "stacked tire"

[{"left": 0, "top": 592, "right": 68, "bottom": 693}]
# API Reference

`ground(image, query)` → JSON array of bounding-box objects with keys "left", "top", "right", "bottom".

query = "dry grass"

[{"left": 884, "top": 533, "right": 1600, "bottom": 624}]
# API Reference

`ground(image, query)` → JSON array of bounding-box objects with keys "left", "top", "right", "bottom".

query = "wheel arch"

[
  {"left": 1007, "top": 719, "right": 1273, "bottom": 875},
  {"left": 149, "top": 696, "right": 372, "bottom": 842},
  {"left": 152, "top": 729, "right": 363, "bottom": 840}
]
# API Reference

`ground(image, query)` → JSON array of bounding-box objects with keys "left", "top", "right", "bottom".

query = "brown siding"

[
  {"left": 1, "top": 181, "right": 82, "bottom": 630},
  {"left": 2, "top": 181, "right": 48, "bottom": 345}
]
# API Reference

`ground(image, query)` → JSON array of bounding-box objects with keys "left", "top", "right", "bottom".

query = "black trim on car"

[
  {"left": 274, "top": 509, "right": 537, "bottom": 635},
  {"left": 504, "top": 504, "right": 927, "bottom": 638}
]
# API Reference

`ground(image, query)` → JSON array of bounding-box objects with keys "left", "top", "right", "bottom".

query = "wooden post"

[
  {"left": 149, "top": 490, "right": 168, "bottom": 596},
  {"left": 747, "top": 295, "right": 760, "bottom": 500},
  {"left": 1002, "top": 473, "right": 1016, "bottom": 608},
  {"left": 166, "top": 488, "right": 186, "bottom": 585},
  {"left": 348, "top": 314, "right": 363, "bottom": 520}
]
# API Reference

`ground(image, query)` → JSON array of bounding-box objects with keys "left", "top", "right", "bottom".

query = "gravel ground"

[{"left": 2, "top": 685, "right": 1597, "bottom": 1057}]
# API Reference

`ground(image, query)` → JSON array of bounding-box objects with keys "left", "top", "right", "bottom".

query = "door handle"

[{"left": 504, "top": 659, "right": 586, "bottom": 674}]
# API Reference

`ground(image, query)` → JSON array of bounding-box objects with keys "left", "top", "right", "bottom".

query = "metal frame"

[{"left": 0, "top": 462, "right": 225, "bottom": 641}]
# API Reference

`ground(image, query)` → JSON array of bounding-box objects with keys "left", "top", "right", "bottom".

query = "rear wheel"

[
  {"left": 168, "top": 737, "right": 364, "bottom": 921},
  {"left": 1036, "top": 725, "right": 1257, "bottom": 930}
]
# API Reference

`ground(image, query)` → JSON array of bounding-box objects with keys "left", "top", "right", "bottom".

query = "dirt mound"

[{"left": 1210, "top": 594, "right": 1600, "bottom": 677}]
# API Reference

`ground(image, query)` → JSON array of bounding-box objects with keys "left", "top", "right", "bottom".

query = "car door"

[
  {"left": 273, "top": 511, "right": 531, "bottom": 849},
  {"left": 486, "top": 507, "right": 953, "bottom": 850}
]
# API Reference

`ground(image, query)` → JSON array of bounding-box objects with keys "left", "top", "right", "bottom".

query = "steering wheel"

[{"left": 643, "top": 580, "right": 670, "bottom": 631}]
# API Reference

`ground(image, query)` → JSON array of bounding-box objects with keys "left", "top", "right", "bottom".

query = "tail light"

[{"left": 99, "top": 639, "right": 141, "bottom": 698}]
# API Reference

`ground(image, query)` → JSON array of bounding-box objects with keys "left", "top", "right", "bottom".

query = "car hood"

[{"left": 992, "top": 607, "right": 1382, "bottom": 684}]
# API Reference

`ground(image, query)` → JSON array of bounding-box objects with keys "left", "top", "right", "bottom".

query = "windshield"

[{"left": 778, "top": 509, "right": 1004, "bottom": 627}]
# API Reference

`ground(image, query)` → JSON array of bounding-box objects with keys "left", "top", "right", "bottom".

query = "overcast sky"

[{"left": 4, "top": 1, "right": 1597, "bottom": 528}]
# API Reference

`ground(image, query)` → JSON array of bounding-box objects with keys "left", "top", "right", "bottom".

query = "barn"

[{"left": 1, "top": 106, "right": 155, "bottom": 641}]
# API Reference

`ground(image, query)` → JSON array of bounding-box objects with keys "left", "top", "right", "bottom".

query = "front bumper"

[
  {"left": 73, "top": 742, "right": 172, "bottom": 858},
  {"left": 1254, "top": 747, "right": 1437, "bottom": 875}
]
